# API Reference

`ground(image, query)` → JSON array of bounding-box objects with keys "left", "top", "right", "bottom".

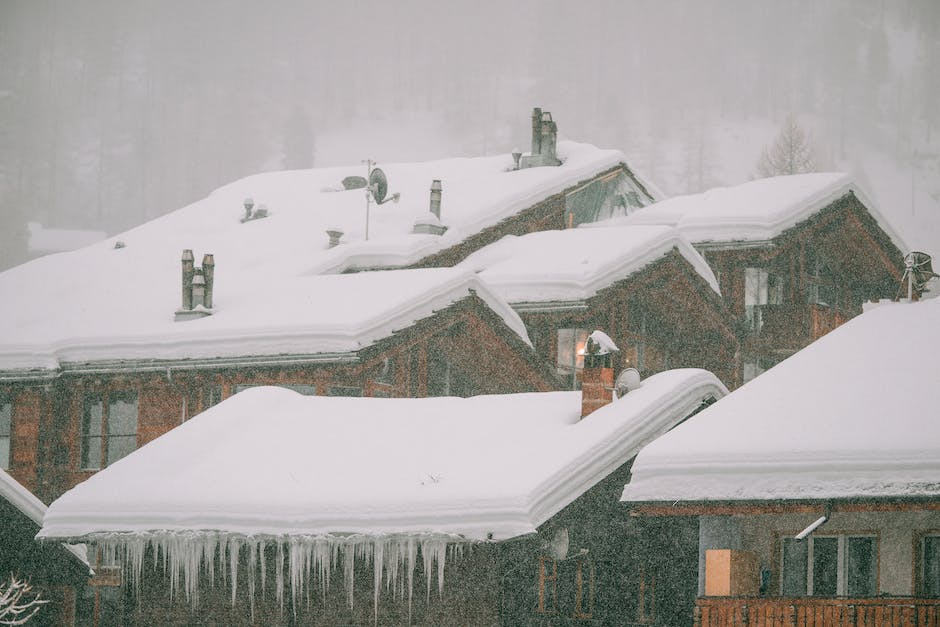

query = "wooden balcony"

[{"left": 696, "top": 597, "right": 940, "bottom": 627}]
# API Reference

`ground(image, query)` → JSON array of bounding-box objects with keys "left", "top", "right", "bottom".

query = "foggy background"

[{"left": 1, "top": 0, "right": 939, "bottom": 270}]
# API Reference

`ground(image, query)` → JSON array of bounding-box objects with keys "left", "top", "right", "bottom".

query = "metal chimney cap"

[
  {"left": 430, "top": 179, "right": 442, "bottom": 191},
  {"left": 202, "top": 253, "right": 215, "bottom": 265},
  {"left": 191, "top": 274, "right": 206, "bottom": 285},
  {"left": 181, "top": 249, "right": 194, "bottom": 261}
]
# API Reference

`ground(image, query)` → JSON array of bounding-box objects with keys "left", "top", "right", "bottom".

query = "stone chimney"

[
  {"left": 181, "top": 249, "right": 194, "bottom": 311},
  {"left": 580, "top": 331, "right": 619, "bottom": 419},
  {"left": 429, "top": 179, "right": 442, "bottom": 220},
  {"left": 175, "top": 250, "right": 215, "bottom": 321},
  {"left": 520, "top": 107, "right": 561, "bottom": 169},
  {"left": 202, "top": 253, "right": 215, "bottom": 309}
]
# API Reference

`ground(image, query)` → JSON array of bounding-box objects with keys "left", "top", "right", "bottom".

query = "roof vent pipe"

[
  {"left": 429, "top": 180, "right": 442, "bottom": 220},
  {"left": 202, "top": 254, "right": 215, "bottom": 309},
  {"left": 181, "top": 249, "right": 194, "bottom": 311}
]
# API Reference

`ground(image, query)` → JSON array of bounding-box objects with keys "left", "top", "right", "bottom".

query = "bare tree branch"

[{"left": 0, "top": 576, "right": 48, "bottom": 626}]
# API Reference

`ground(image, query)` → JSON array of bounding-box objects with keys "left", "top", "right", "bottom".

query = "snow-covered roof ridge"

[
  {"left": 39, "top": 369, "right": 726, "bottom": 543},
  {"left": 0, "top": 468, "right": 89, "bottom": 570},
  {"left": 0, "top": 268, "right": 530, "bottom": 374},
  {"left": 0, "top": 142, "right": 642, "bottom": 374},
  {"left": 459, "top": 225, "right": 720, "bottom": 304},
  {"left": 622, "top": 297, "right": 940, "bottom": 504},
  {"left": 596, "top": 172, "right": 908, "bottom": 251}
]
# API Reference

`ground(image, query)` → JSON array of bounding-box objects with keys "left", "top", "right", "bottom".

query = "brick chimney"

[
  {"left": 180, "top": 249, "right": 194, "bottom": 310},
  {"left": 580, "top": 331, "right": 619, "bottom": 419},
  {"left": 202, "top": 253, "right": 215, "bottom": 309},
  {"left": 520, "top": 107, "right": 561, "bottom": 169}
]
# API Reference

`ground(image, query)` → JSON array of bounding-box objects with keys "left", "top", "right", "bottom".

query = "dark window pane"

[
  {"left": 0, "top": 438, "right": 9, "bottom": 470},
  {"left": 81, "top": 436, "right": 103, "bottom": 470},
  {"left": 782, "top": 538, "right": 808, "bottom": 595},
  {"left": 108, "top": 393, "right": 137, "bottom": 437},
  {"left": 925, "top": 537, "right": 940, "bottom": 597},
  {"left": 82, "top": 396, "right": 103, "bottom": 437},
  {"left": 846, "top": 537, "right": 877, "bottom": 596},
  {"left": 812, "top": 537, "right": 838, "bottom": 596},
  {"left": 282, "top": 384, "right": 317, "bottom": 396},
  {"left": 328, "top": 386, "right": 361, "bottom": 397},
  {"left": 106, "top": 435, "right": 136, "bottom": 466},
  {"left": 0, "top": 401, "right": 11, "bottom": 434}
]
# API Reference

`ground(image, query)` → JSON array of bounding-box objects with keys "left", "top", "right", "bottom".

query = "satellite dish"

[
  {"left": 615, "top": 368, "right": 641, "bottom": 398},
  {"left": 342, "top": 175, "right": 367, "bottom": 190},
  {"left": 900, "top": 251, "right": 939, "bottom": 299},
  {"left": 369, "top": 168, "right": 388, "bottom": 204}
]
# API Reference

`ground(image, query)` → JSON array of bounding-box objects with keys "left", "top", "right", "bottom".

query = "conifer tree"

[{"left": 756, "top": 116, "right": 818, "bottom": 177}]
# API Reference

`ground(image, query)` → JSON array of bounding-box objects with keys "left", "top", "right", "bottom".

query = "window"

[
  {"left": 922, "top": 535, "right": 940, "bottom": 596},
  {"left": 81, "top": 392, "right": 138, "bottom": 470},
  {"left": 233, "top": 384, "right": 316, "bottom": 396},
  {"left": 805, "top": 246, "right": 837, "bottom": 308},
  {"left": 203, "top": 384, "right": 223, "bottom": 409},
  {"left": 573, "top": 559, "right": 595, "bottom": 619},
  {"left": 0, "top": 398, "right": 11, "bottom": 470},
  {"left": 536, "top": 557, "right": 557, "bottom": 614},
  {"left": 745, "top": 267, "right": 784, "bottom": 333},
  {"left": 556, "top": 328, "right": 590, "bottom": 390},
  {"left": 328, "top": 386, "right": 361, "bottom": 397},
  {"left": 781, "top": 535, "right": 877, "bottom": 596}
]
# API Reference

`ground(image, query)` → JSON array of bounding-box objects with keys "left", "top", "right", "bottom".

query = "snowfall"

[
  {"left": 0, "top": 142, "right": 632, "bottom": 372},
  {"left": 622, "top": 295, "right": 940, "bottom": 504},
  {"left": 458, "top": 224, "right": 718, "bottom": 304},
  {"left": 596, "top": 172, "right": 907, "bottom": 250},
  {"left": 38, "top": 369, "right": 725, "bottom": 613}
]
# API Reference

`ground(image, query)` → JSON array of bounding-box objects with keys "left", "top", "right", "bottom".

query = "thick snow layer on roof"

[
  {"left": 27, "top": 222, "right": 107, "bottom": 255},
  {"left": 0, "top": 267, "right": 529, "bottom": 371},
  {"left": 459, "top": 225, "right": 719, "bottom": 304},
  {"left": 0, "top": 142, "right": 624, "bottom": 372},
  {"left": 622, "top": 297, "right": 940, "bottom": 504},
  {"left": 40, "top": 369, "right": 724, "bottom": 543},
  {"left": 0, "top": 468, "right": 89, "bottom": 570},
  {"left": 596, "top": 172, "right": 907, "bottom": 249}
]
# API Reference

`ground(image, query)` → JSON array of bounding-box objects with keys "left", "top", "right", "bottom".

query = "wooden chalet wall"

[
  {"left": 73, "top": 462, "right": 698, "bottom": 626},
  {"left": 702, "top": 192, "right": 903, "bottom": 383},
  {"left": 2, "top": 295, "right": 554, "bottom": 502},
  {"left": 0, "top": 496, "right": 88, "bottom": 626},
  {"left": 520, "top": 249, "right": 738, "bottom": 390},
  {"left": 407, "top": 163, "right": 650, "bottom": 269}
]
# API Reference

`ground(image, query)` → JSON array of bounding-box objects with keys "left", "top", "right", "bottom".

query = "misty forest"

[{"left": 1, "top": 0, "right": 939, "bottom": 270}]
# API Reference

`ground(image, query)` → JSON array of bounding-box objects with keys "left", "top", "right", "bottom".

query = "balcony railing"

[{"left": 695, "top": 597, "right": 940, "bottom": 627}]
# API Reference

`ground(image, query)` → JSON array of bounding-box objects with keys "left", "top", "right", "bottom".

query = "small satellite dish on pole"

[
  {"left": 370, "top": 168, "right": 389, "bottom": 204},
  {"left": 362, "top": 160, "right": 401, "bottom": 241},
  {"left": 900, "top": 251, "right": 938, "bottom": 299}
]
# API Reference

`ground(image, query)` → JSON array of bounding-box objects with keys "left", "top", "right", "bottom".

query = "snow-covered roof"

[
  {"left": 0, "top": 267, "right": 529, "bottom": 373},
  {"left": 0, "top": 142, "right": 634, "bottom": 374},
  {"left": 0, "top": 468, "right": 89, "bottom": 571},
  {"left": 596, "top": 172, "right": 907, "bottom": 250},
  {"left": 27, "top": 222, "right": 106, "bottom": 255},
  {"left": 459, "top": 225, "right": 719, "bottom": 305},
  {"left": 40, "top": 369, "right": 725, "bottom": 543},
  {"left": 622, "top": 297, "right": 940, "bottom": 504}
]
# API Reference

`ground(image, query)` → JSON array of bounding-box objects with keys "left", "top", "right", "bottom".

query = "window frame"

[
  {"left": 79, "top": 390, "right": 139, "bottom": 471},
  {"left": 918, "top": 532, "right": 940, "bottom": 597},
  {"left": 556, "top": 328, "right": 590, "bottom": 390},
  {"left": 0, "top": 396, "right": 11, "bottom": 471},
  {"left": 779, "top": 533, "right": 878, "bottom": 597}
]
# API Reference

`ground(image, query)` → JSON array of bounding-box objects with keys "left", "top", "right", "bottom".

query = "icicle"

[
  {"left": 247, "top": 540, "right": 257, "bottom": 621},
  {"left": 343, "top": 541, "right": 356, "bottom": 609},
  {"left": 373, "top": 540, "right": 384, "bottom": 626}
]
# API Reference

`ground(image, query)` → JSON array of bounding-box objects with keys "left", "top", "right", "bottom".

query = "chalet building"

[
  {"left": 0, "top": 467, "right": 90, "bottom": 626},
  {"left": 605, "top": 174, "right": 908, "bottom": 383},
  {"left": 0, "top": 108, "right": 660, "bottom": 504},
  {"left": 460, "top": 224, "right": 739, "bottom": 388},
  {"left": 622, "top": 298, "right": 940, "bottom": 626},
  {"left": 38, "top": 359, "right": 727, "bottom": 626},
  {"left": 0, "top": 267, "right": 556, "bottom": 503}
]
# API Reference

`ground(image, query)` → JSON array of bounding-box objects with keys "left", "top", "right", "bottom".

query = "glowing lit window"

[{"left": 556, "top": 328, "right": 590, "bottom": 390}]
